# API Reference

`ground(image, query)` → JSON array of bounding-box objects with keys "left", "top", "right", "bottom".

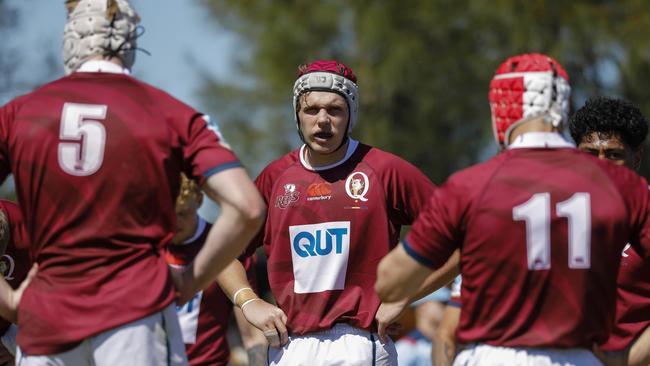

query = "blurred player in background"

[
  {"left": 0, "top": 1, "right": 265, "bottom": 365},
  {"left": 569, "top": 96, "right": 650, "bottom": 366},
  {"left": 0, "top": 200, "right": 31, "bottom": 366},
  {"left": 376, "top": 53, "right": 650, "bottom": 366},
  {"left": 394, "top": 287, "right": 449, "bottom": 366},
  {"left": 432, "top": 276, "right": 461, "bottom": 366},
  {"left": 166, "top": 174, "right": 276, "bottom": 366},
  {"left": 237, "top": 59, "right": 436, "bottom": 365}
]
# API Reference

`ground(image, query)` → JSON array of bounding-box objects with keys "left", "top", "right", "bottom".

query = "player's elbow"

[
  {"left": 375, "top": 258, "right": 404, "bottom": 303},
  {"left": 238, "top": 197, "right": 266, "bottom": 232}
]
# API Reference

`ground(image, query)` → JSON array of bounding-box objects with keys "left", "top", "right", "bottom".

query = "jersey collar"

[
  {"left": 77, "top": 60, "right": 130, "bottom": 74},
  {"left": 508, "top": 132, "right": 575, "bottom": 149},
  {"left": 182, "top": 216, "right": 207, "bottom": 245},
  {"left": 300, "top": 139, "right": 360, "bottom": 171}
]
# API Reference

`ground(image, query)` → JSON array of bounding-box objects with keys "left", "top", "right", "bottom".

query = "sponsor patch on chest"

[{"left": 289, "top": 221, "right": 351, "bottom": 293}]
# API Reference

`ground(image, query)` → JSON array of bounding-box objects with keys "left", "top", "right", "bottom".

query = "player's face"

[
  {"left": 298, "top": 91, "right": 349, "bottom": 157},
  {"left": 578, "top": 132, "right": 637, "bottom": 169},
  {"left": 171, "top": 198, "right": 201, "bottom": 245}
]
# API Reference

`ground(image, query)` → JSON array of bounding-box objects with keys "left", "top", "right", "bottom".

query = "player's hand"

[
  {"left": 241, "top": 299, "right": 288, "bottom": 348},
  {"left": 169, "top": 265, "right": 196, "bottom": 306},
  {"left": 2, "top": 263, "right": 38, "bottom": 323},
  {"left": 375, "top": 299, "right": 408, "bottom": 344}
]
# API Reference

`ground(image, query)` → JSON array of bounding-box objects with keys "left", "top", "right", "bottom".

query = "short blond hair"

[{"left": 176, "top": 173, "right": 201, "bottom": 208}]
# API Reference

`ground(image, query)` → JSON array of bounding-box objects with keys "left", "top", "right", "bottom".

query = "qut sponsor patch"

[{"left": 289, "top": 221, "right": 351, "bottom": 294}]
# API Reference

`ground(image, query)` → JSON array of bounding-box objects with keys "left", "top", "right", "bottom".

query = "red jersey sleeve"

[
  {"left": 182, "top": 114, "right": 242, "bottom": 184},
  {"left": 607, "top": 162, "right": 650, "bottom": 258},
  {"left": 404, "top": 172, "right": 468, "bottom": 269},
  {"left": 154, "top": 89, "right": 241, "bottom": 185}
]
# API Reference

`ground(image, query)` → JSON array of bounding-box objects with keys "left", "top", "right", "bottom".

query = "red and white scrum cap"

[
  {"left": 292, "top": 60, "right": 359, "bottom": 133},
  {"left": 489, "top": 53, "right": 571, "bottom": 147}
]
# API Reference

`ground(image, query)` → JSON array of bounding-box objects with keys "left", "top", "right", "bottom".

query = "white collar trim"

[
  {"left": 300, "top": 139, "right": 360, "bottom": 171},
  {"left": 77, "top": 60, "right": 130, "bottom": 74},
  {"left": 182, "top": 216, "right": 207, "bottom": 245},
  {"left": 508, "top": 132, "right": 575, "bottom": 149}
]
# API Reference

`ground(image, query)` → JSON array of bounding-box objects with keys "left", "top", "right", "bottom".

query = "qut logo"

[
  {"left": 292, "top": 228, "right": 348, "bottom": 257},
  {"left": 289, "top": 221, "right": 351, "bottom": 294}
]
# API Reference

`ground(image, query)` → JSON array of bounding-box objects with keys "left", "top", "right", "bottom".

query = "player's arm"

[
  {"left": 216, "top": 259, "right": 287, "bottom": 348},
  {"left": 432, "top": 304, "right": 460, "bottom": 366},
  {"left": 376, "top": 244, "right": 436, "bottom": 302},
  {"left": 174, "top": 168, "right": 265, "bottom": 305},
  {"left": 374, "top": 250, "right": 459, "bottom": 342},
  {"left": 233, "top": 306, "right": 268, "bottom": 366},
  {"left": 409, "top": 250, "right": 459, "bottom": 302},
  {"left": 0, "top": 264, "right": 36, "bottom": 323},
  {"left": 628, "top": 325, "right": 650, "bottom": 366}
]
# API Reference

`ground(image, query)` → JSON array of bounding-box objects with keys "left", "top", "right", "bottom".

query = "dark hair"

[{"left": 569, "top": 96, "right": 649, "bottom": 151}]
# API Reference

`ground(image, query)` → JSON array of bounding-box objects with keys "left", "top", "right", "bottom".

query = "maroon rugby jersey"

[
  {"left": 166, "top": 218, "right": 256, "bottom": 366},
  {"left": 0, "top": 200, "right": 30, "bottom": 365},
  {"left": 251, "top": 140, "right": 435, "bottom": 334},
  {"left": 404, "top": 133, "right": 650, "bottom": 348},
  {"left": 601, "top": 244, "right": 650, "bottom": 351},
  {"left": 0, "top": 62, "right": 241, "bottom": 354}
]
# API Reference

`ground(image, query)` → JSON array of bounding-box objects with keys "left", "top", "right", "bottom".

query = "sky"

[
  {"left": 4, "top": 0, "right": 236, "bottom": 218},
  {"left": 6, "top": 0, "right": 236, "bottom": 110}
]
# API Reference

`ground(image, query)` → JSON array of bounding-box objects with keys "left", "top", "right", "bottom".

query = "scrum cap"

[
  {"left": 63, "top": 0, "right": 140, "bottom": 75},
  {"left": 489, "top": 53, "right": 570, "bottom": 147},
  {"left": 292, "top": 60, "right": 359, "bottom": 133}
]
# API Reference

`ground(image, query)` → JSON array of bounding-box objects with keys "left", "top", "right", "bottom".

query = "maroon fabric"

[
  {"left": 405, "top": 147, "right": 650, "bottom": 348},
  {"left": 602, "top": 245, "right": 650, "bottom": 351},
  {"left": 0, "top": 200, "right": 31, "bottom": 365},
  {"left": 298, "top": 60, "right": 357, "bottom": 83},
  {"left": 250, "top": 143, "right": 435, "bottom": 334},
  {"left": 0, "top": 72, "right": 241, "bottom": 355}
]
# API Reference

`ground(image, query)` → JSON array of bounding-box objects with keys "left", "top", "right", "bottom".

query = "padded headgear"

[
  {"left": 63, "top": 0, "right": 140, "bottom": 75},
  {"left": 489, "top": 53, "right": 571, "bottom": 147},
  {"left": 292, "top": 60, "right": 359, "bottom": 134}
]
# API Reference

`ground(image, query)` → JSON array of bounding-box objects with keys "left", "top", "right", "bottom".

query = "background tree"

[
  {"left": 198, "top": 0, "right": 650, "bottom": 181},
  {"left": 0, "top": 0, "right": 59, "bottom": 198}
]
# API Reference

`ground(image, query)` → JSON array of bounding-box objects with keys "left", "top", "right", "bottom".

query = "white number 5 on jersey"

[{"left": 58, "top": 103, "right": 107, "bottom": 176}]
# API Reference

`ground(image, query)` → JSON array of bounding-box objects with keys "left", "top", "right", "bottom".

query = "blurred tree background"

[{"left": 198, "top": 0, "right": 650, "bottom": 182}]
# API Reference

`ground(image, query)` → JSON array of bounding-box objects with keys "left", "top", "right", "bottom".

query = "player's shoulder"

[
  {"left": 447, "top": 153, "right": 508, "bottom": 188},
  {"left": 0, "top": 200, "right": 20, "bottom": 216},
  {"left": 595, "top": 155, "right": 648, "bottom": 192},
  {"left": 360, "top": 143, "right": 428, "bottom": 176},
  {"left": 257, "top": 149, "right": 302, "bottom": 182}
]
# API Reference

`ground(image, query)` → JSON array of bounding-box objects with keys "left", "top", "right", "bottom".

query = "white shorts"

[
  {"left": 16, "top": 303, "right": 188, "bottom": 366},
  {"left": 268, "top": 323, "right": 397, "bottom": 366},
  {"left": 454, "top": 344, "right": 603, "bottom": 366}
]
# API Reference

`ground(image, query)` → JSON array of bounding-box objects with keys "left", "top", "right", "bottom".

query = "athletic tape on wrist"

[{"left": 240, "top": 298, "right": 262, "bottom": 311}]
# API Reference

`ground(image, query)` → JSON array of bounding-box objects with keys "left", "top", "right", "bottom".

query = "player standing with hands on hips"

[{"left": 228, "top": 60, "right": 437, "bottom": 365}]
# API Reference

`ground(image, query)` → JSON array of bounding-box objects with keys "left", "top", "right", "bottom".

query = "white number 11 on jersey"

[
  {"left": 58, "top": 103, "right": 107, "bottom": 176},
  {"left": 513, "top": 192, "right": 591, "bottom": 270}
]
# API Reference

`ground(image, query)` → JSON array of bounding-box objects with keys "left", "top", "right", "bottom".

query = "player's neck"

[
  {"left": 508, "top": 117, "right": 559, "bottom": 145},
  {"left": 304, "top": 140, "right": 350, "bottom": 168}
]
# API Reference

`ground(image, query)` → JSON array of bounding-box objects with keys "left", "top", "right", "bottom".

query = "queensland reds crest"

[
  {"left": 276, "top": 183, "right": 300, "bottom": 209},
  {"left": 345, "top": 172, "right": 369, "bottom": 202}
]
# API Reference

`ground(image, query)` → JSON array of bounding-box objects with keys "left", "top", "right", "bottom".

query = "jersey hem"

[{"left": 402, "top": 239, "right": 436, "bottom": 268}]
